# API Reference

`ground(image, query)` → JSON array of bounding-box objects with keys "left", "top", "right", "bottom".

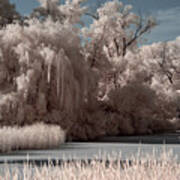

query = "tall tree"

[
  {"left": 31, "top": 0, "right": 87, "bottom": 24},
  {"left": 0, "top": 0, "right": 21, "bottom": 27}
]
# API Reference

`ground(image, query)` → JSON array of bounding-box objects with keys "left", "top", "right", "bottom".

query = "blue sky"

[{"left": 10, "top": 0, "right": 180, "bottom": 44}]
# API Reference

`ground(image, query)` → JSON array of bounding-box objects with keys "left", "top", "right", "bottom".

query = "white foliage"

[
  {"left": 0, "top": 123, "right": 65, "bottom": 152},
  {"left": 0, "top": 0, "right": 179, "bottom": 141},
  {"left": 81, "top": 0, "right": 140, "bottom": 75},
  {"left": 37, "top": 0, "right": 87, "bottom": 24},
  {"left": 0, "top": 3, "right": 97, "bottom": 141}
]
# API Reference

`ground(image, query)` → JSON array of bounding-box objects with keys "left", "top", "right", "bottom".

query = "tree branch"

[{"left": 85, "top": 12, "right": 99, "bottom": 20}]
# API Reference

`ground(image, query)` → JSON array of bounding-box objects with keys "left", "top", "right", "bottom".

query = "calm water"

[{"left": 0, "top": 142, "right": 180, "bottom": 178}]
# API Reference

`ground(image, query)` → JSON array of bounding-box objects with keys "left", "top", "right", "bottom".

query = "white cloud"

[{"left": 145, "top": 7, "right": 180, "bottom": 44}]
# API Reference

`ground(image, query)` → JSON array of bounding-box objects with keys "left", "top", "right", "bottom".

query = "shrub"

[{"left": 0, "top": 123, "right": 65, "bottom": 152}]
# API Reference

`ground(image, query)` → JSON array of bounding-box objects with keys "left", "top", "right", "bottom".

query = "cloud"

[{"left": 145, "top": 7, "right": 180, "bottom": 44}]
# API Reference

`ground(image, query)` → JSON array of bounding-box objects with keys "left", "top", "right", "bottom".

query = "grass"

[
  {"left": 0, "top": 150, "right": 179, "bottom": 179},
  {"left": 0, "top": 123, "right": 65, "bottom": 152}
]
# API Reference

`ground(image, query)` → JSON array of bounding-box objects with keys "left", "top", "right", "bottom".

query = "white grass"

[
  {"left": 0, "top": 151, "right": 179, "bottom": 179},
  {"left": 0, "top": 123, "right": 66, "bottom": 152}
]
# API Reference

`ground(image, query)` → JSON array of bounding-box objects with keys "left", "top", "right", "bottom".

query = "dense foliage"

[
  {"left": 0, "top": 0, "right": 179, "bottom": 143},
  {"left": 0, "top": 0, "right": 21, "bottom": 27}
]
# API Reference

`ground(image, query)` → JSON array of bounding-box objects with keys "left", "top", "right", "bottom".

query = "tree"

[
  {"left": 0, "top": 0, "right": 100, "bottom": 141},
  {"left": 0, "top": 0, "right": 21, "bottom": 27},
  {"left": 0, "top": 0, "right": 179, "bottom": 144},
  {"left": 81, "top": 1, "right": 156, "bottom": 100},
  {"left": 31, "top": 0, "right": 87, "bottom": 24},
  {"left": 82, "top": 1, "right": 156, "bottom": 64}
]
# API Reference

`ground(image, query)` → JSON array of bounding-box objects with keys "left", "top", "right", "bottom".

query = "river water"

[{"left": 0, "top": 141, "right": 180, "bottom": 178}]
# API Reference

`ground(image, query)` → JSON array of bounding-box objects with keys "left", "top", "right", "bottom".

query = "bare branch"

[
  {"left": 85, "top": 12, "right": 99, "bottom": 20},
  {"left": 105, "top": 43, "right": 113, "bottom": 58},
  {"left": 114, "top": 38, "right": 120, "bottom": 56},
  {"left": 122, "top": 37, "right": 126, "bottom": 57},
  {"left": 90, "top": 26, "right": 106, "bottom": 68},
  {"left": 122, "top": 16, "right": 156, "bottom": 57},
  {"left": 158, "top": 43, "right": 174, "bottom": 84}
]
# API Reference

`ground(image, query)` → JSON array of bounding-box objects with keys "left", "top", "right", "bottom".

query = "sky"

[{"left": 10, "top": 0, "right": 180, "bottom": 44}]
